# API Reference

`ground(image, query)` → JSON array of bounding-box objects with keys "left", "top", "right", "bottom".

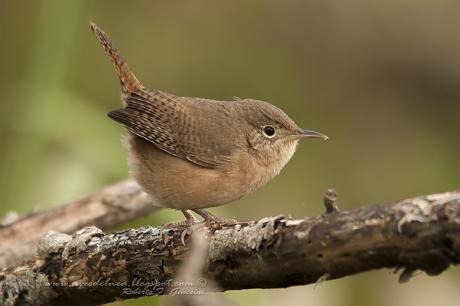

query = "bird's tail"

[{"left": 90, "top": 21, "right": 143, "bottom": 100}]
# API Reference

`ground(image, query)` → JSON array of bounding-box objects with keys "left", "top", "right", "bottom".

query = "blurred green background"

[{"left": 0, "top": 0, "right": 459, "bottom": 305}]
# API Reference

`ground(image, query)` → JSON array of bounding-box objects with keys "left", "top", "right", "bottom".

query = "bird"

[{"left": 90, "top": 21, "right": 327, "bottom": 226}]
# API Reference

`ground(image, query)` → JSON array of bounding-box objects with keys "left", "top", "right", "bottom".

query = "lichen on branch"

[{"left": 1, "top": 191, "right": 460, "bottom": 306}]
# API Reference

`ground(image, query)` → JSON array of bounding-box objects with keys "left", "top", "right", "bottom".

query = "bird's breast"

[
  {"left": 224, "top": 140, "right": 299, "bottom": 194},
  {"left": 124, "top": 135, "right": 254, "bottom": 209},
  {"left": 124, "top": 135, "right": 298, "bottom": 209}
]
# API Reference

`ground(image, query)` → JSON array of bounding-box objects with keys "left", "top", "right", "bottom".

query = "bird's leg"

[
  {"left": 191, "top": 208, "right": 237, "bottom": 224},
  {"left": 180, "top": 209, "right": 209, "bottom": 245},
  {"left": 162, "top": 209, "right": 198, "bottom": 228},
  {"left": 181, "top": 209, "right": 199, "bottom": 227}
]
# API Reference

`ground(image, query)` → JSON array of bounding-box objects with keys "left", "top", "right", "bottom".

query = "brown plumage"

[
  {"left": 90, "top": 21, "right": 142, "bottom": 100},
  {"left": 90, "top": 21, "right": 327, "bottom": 224}
]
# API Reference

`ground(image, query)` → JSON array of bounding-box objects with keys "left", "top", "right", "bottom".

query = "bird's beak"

[{"left": 297, "top": 128, "right": 329, "bottom": 140}]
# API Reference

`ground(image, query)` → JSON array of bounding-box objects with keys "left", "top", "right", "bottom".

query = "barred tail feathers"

[{"left": 90, "top": 21, "right": 142, "bottom": 100}]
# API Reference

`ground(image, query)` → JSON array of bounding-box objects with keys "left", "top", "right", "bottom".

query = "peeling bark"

[{"left": 1, "top": 191, "right": 459, "bottom": 306}]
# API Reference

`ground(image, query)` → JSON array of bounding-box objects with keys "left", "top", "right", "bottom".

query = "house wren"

[{"left": 90, "top": 22, "right": 327, "bottom": 225}]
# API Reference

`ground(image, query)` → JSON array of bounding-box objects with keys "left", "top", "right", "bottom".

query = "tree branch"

[
  {"left": 0, "top": 179, "right": 159, "bottom": 268},
  {"left": 1, "top": 190, "right": 460, "bottom": 306}
]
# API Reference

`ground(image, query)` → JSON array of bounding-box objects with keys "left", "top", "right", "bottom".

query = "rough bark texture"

[
  {"left": 1, "top": 191, "right": 460, "bottom": 306},
  {"left": 0, "top": 179, "right": 159, "bottom": 268}
]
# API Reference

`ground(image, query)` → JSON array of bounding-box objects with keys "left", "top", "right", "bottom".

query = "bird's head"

[{"left": 234, "top": 99, "right": 327, "bottom": 171}]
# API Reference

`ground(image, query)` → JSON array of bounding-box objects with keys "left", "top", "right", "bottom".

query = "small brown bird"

[{"left": 90, "top": 22, "right": 327, "bottom": 225}]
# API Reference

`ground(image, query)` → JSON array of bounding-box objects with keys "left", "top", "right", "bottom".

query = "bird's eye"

[{"left": 262, "top": 125, "right": 276, "bottom": 137}]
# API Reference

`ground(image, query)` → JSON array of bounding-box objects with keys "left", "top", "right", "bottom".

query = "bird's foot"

[
  {"left": 181, "top": 209, "right": 199, "bottom": 227},
  {"left": 176, "top": 209, "right": 237, "bottom": 245},
  {"left": 179, "top": 210, "right": 205, "bottom": 245},
  {"left": 191, "top": 208, "right": 237, "bottom": 226}
]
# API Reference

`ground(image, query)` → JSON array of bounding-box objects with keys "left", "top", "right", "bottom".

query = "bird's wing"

[{"left": 108, "top": 89, "right": 235, "bottom": 169}]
